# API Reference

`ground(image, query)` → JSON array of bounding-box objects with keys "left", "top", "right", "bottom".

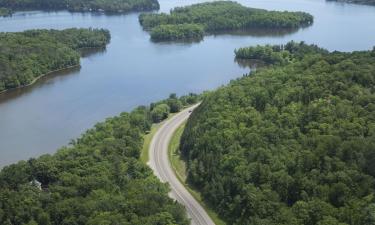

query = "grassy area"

[
  {"left": 168, "top": 122, "right": 227, "bottom": 225},
  {"left": 141, "top": 123, "right": 161, "bottom": 163},
  {"left": 141, "top": 112, "right": 177, "bottom": 164},
  {"left": 168, "top": 122, "right": 188, "bottom": 181}
]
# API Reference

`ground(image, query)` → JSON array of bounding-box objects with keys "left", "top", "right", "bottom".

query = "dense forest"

[
  {"left": 0, "top": 7, "right": 11, "bottom": 16},
  {"left": 150, "top": 24, "right": 204, "bottom": 41},
  {"left": 139, "top": 1, "right": 313, "bottom": 41},
  {"left": 0, "top": 28, "right": 110, "bottom": 92},
  {"left": 327, "top": 0, "right": 375, "bottom": 5},
  {"left": 0, "top": 93, "right": 200, "bottom": 225},
  {"left": 235, "top": 42, "right": 329, "bottom": 66},
  {"left": 0, "top": 0, "right": 159, "bottom": 13},
  {"left": 180, "top": 42, "right": 375, "bottom": 225}
]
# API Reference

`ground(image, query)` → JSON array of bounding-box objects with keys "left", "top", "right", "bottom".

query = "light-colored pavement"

[{"left": 148, "top": 104, "right": 215, "bottom": 225}]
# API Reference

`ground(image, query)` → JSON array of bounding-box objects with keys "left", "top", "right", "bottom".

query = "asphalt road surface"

[{"left": 148, "top": 104, "right": 215, "bottom": 225}]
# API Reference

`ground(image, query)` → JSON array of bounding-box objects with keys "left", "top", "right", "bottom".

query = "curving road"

[{"left": 148, "top": 104, "right": 215, "bottom": 225}]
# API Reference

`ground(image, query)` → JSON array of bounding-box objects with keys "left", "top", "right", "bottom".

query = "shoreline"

[
  {"left": 0, "top": 64, "right": 80, "bottom": 95},
  {"left": 0, "top": 46, "right": 106, "bottom": 96},
  {"left": 0, "top": 43, "right": 108, "bottom": 95}
]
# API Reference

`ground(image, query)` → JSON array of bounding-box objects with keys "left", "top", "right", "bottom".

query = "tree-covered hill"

[
  {"left": 0, "top": 28, "right": 110, "bottom": 92},
  {"left": 0, "top": 0, "right": 159, "bottom": 13},
  {"left": 139, "top": 1, "right": 313, "bottom": 41},
  {"left": 180, "top": 42, "right": 375, "bottom": 225},
  {"left": 0, "top": 94, "right": 199, "bottom": 225}
]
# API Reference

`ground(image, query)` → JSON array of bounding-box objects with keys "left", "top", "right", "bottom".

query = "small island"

[
  {"left": 0, "top": 0, "right": 159, "bottom": 13},
  {"left": 0, "top": 7, "right": 11, "bottom": 16},
  {"left": 0, "top": 28, "right": 110, "bottom": 93},
  {"left": 139, "top": 1, "right": 314, "bottom": 42}
]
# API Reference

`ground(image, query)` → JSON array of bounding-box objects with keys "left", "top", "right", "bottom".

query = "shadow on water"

[
  {"left": 148, "top": 27, "right": 303, "bottom": 45},
  {"left": 151, "top": 37, "right": 203, "bottom": 45},
  {"left": 0, "top": 66, "right": 81, "bottom": 104},
  {"left": 235, "top": 58, "right": 266, "bottom": 70},
  {"left": 79, "top": 47, "right": 107, "bottom": 57},
  {"left": 209, "top": 27, "right": 301, "bottom": 38}
]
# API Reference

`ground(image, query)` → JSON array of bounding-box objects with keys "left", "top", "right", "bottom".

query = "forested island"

[
  {"left": 0, "top": 0, "right": 159, "bottom": 13},
  {"left": 0, "top": 28, "right": 110, "bottom": 93},
  {"left": 180, "top": 42, "right": 375, "bottom": 224},
  {"left": 0, "top": 7, "right": 11, "bottom": 16},
  {"left": 139, "top": 1, "right": 313, "bottom": 41},
  {"left": 0, "top": 93, "right": 199, "bottom": 225},
  {"left": 327, "top": 0, "right": 375, "bottom": 5}
]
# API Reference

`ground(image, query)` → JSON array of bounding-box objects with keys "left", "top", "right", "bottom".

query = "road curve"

[{"left": 148, "top": 104, "right": 215, "bottom": 225}]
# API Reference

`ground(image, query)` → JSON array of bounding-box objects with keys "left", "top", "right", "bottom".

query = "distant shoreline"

[{"left": 326, "top": 0, "right": 375, "bottom": 6}]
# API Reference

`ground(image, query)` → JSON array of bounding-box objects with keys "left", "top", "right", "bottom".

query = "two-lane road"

[{"left": 148, "top": 104, "right": 215, "bottom": 225}]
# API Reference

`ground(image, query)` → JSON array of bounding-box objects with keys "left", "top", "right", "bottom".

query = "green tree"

[
  {"left": 167, "top": 98, "right": 183, "bottom": 113},
  {"left": 0, "top": 28, "right": 111, "bottom": 92},
  {"left": 0, "top": 95, "right": 193, "bottom": 225},
  {"left": 180, "top": 42, "right": 375, "bottom": 225},
  {"left": 151, "top": 104, "right": 170, "bottom": 122}
]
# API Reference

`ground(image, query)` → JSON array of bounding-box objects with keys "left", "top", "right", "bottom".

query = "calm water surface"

[{"left": 0, "top": 0, "right": 375, "bottom": 166}]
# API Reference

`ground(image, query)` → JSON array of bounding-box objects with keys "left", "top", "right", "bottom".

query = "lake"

[{"left": 0, "top": 0, "right": 375, "bottom": 166}]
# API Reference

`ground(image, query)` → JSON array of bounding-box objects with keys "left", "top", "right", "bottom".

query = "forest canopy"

[
  {"left": 150, "top": 24, "right": 204, "bottom": 41},
  {"left": 180, "top": 42, "right": 375, "bottom": 225},
  {"left": 235, "top": 41, "right": 329, "bottom": 66},
  {"left": 0, "top": 0, "right": 159, "bottom": 13},
  {"left": 139, "top": 1, "right": 313, "bottom": 41},
  {"left": 0, "top": 93, "right": 200, "bottom": 225},
  {"left": 0, "top": 28, "right": 110, "bottom": 92}
]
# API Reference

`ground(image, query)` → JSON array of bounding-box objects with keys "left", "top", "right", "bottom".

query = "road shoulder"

[{"left": 168, "top": 121, "right": 227, "bottom": 225}]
